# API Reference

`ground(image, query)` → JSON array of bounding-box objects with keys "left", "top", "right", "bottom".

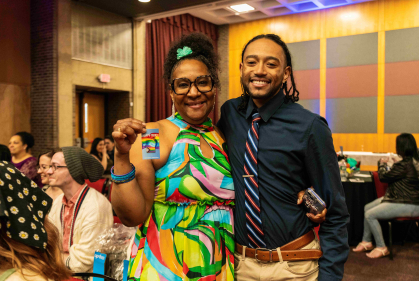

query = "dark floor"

[{"left": 343, "top": 242, "right": 419, "bottom": 281}]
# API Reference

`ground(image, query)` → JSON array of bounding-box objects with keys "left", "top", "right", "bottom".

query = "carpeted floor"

[{"left": 343, "top": 242, "right": 419, "bottom": 281}]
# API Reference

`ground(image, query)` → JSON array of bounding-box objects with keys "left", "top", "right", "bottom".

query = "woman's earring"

[
  {"left": 212, "top": 94, "right": 216, "bottom": 112},
  {"left": 172, "top": 100, "right": 175, "bottom": 117}
]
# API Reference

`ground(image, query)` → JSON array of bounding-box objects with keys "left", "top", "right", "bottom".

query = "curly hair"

[
  {"left": 0, "top": 217, "right": 72, "bottom": 281},
  {"left": 238, "top": 34, "right": 299, "bottom": 111},
  {"left": 14, "top": 132, "right": 35, "bottom": 152},
  {"left": 163, "top": 33, "right": 220, "bottom": 90}
]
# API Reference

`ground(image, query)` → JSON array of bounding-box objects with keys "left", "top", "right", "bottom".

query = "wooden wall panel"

[
  {"left": 384, "top": 0, "right": 419, "bottom": 31},
  {"left": 228, "top": 0, "right": 419, "bottom": 154},
  {"left": 324, "top": 1, "right": 379, "bottom": 38}
]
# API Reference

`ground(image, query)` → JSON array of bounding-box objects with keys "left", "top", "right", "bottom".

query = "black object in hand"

[{"left": 302, "top": 188, "right": 326, "bottom": 215}]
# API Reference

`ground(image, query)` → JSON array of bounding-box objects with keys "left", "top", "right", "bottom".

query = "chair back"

[
  {"left": 372, "top": 171, "right": 388, "bottom": 198},
  {"left": 85, "top": 178, "right": 108, "bottom": 194}
]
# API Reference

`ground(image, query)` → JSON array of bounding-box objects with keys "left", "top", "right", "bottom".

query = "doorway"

[
  {"left": 76, "top": 92, "right": 105, "bottom": 152},
  {"left": 75, "top": 86, "right": 131, "bottom": 152}
]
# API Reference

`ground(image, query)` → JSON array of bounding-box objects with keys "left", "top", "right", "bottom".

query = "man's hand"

[{"left": 297, "top": 189, "right": 327, "bottom": 224}]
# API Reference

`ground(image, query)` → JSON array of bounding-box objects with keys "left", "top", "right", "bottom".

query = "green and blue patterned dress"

[{"left": 128, "top": 113, "right": 235, "bottom": 281}]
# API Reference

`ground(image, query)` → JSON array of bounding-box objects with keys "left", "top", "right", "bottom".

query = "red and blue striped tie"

[{"left": 244, "top": 112, "right": 266, "bottom": 248}]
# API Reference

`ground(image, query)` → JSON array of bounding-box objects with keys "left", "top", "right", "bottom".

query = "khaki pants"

[{"left": 234, "top": 235, "right": 320, "bottom": 281}]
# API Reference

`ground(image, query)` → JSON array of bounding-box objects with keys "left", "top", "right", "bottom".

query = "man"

[
  {"left": 217, "top": 34, "right": 350, "bottom": 280},
  {"left": 48, "top": 146, "right": 113, "bottom": 272},
  {"left": 104, "top": 135, "right": 115, "bottom": 162}
]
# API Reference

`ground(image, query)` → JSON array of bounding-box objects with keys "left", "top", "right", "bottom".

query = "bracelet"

[{"left": 111, "top": 164, "right": 136, "bottom": 184}]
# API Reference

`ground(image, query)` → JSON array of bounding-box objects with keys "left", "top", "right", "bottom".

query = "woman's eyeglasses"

[
  {"left": 37, "top": 165, "right": 52, "bottom": 171},
  {"left": 37, "top": 164, "right": 67, "bottom": 172},
  {"left": 170, "top": 75, "right": 214, "bottom": 95}
]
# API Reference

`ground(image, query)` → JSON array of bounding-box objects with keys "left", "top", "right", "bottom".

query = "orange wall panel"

[
  {"left": 384, "top": 0, "right": 419, "bottom": 31},
  {"left": 323, "top": 1, "right": 379, "bottom": 38}
]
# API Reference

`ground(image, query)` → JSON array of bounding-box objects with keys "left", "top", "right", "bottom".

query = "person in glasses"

[
  {"left": 37, "top": 150, "right": 63, "bottom": 201},
  {"left": 111, "top": 33, "right": 235, "bottom": 280},
  {"left": 47, "top": 147, "right": 113, "bottom": 273}
]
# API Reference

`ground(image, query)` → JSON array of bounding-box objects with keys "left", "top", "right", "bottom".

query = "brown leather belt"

[{"left": 236, "top": 230, "right": 323, "bottom": 262}]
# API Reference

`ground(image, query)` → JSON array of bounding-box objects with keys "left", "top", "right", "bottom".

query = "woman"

[
  {"left": 353, "top": 133, "right": 419, "bottom": 258},
  {"left": 37, "top": 150, "right": 63, "bottom": 201},
  {"left": 0, "top": 162, "right": 72, "bottom": 281},
  {"left": 90, "top": 137, "right": 113, "bottom": 173},
  {"left": 8, "top": 132, "right": 42, "bottom": 187},
  {"left": 111, "top": 33, "right": 235, "bottom": 280}
]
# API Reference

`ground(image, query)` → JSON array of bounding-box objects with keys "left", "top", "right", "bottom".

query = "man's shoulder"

[
  {"left": 86, "top": 187, "right": 111, "bottom": 207},
  {"left": 221, "top": 96, "right": 242, "bottom": 111},
  {"left": 282, "top": 101, "right": 327, "bottom": 126},
  {"left": 50, "top": 194, "right": 64, "bottom": 212}
]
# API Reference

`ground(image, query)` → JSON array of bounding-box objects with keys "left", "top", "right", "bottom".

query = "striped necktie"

[{"left": 243, "top": 112, "right": 266, "bottom": 248}]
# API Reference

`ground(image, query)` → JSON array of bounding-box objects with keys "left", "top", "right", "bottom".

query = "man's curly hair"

[
  {"left": 238, "top": 34, "right": 299, "bottom": 111},
  {"left": 163, "top": 33, "right": 220, "bottom": 90}
]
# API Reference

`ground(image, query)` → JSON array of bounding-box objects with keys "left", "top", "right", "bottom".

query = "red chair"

[
  {"left": 386, "top": 217, "right": 419, "bottom": 260},
  {"left": 372, "top": 171, "right": 388, "bottom": 198},
  {"left": 85, "top": 178, "right": 108, "bottom": 194}
]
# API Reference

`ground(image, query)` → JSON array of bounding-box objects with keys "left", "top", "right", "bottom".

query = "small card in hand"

[
  {"left": 142, "top": 129, "right": 160, "bottom": 159},
  {"left": 302, "top": 188, "right": 326, "bottom": 215}
]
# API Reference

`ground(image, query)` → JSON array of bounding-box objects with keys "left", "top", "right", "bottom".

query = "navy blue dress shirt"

[{"left": 217, "top": 92, "right": 350, "bottom": 281}]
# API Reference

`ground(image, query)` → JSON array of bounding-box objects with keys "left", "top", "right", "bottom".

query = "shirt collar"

[
  {"left": 245, "top": 91, "right": 286, "bottom": 122},
  {"left": 62, "top": 185, "right": 85, "bottom": 206}
]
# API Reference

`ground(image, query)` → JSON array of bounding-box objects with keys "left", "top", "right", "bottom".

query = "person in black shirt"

[
  {"left": 353, "top": 133, "right": 419, "bottom": 258},
  {"left": 217, "top": 34, "right": 349, "bottom": 281}
]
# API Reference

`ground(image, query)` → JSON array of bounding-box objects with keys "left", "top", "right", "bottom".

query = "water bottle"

[{"left": 339, "top": 160, "right": 347, "bottom": 181}]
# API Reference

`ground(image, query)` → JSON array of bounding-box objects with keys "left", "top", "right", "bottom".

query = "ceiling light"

[
  {"left": 340, "top": 12, "right": 359, "bottom": 20},
  {"left": 138, "top": 0, "right": 150, "bottom": 3},
  {"left": 230, "top": 4, "right": 255, "bottom": 13}
]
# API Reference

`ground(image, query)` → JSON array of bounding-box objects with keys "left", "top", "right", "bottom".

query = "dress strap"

[
  {"left": 167, "top": 115, "right": 188, "bottom": 130},
  {"left": 0, "top": 269, "right": 16, "bottom": 281}
]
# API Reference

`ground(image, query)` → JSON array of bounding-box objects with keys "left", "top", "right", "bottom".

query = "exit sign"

[{"left": 98, "top": 74, "right": 111, "bottom": 83}]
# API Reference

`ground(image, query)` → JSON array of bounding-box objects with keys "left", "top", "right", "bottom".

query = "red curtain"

[{"left": 145, "top": 14, "right": 219, "bottom": 123}]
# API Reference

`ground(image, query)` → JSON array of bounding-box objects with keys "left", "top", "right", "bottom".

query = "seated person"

[
  {"left": 90, "top": 138, "right": 113, "bottom": 174},
  {"left": 37, "top": 150, "right": 63, "bottom": 201},
  {"left": 9, "top": 132, "right": 42, "bottom": 187},
  {"left": 47, "top": 146, "right": 113, "bottom": 272},
  {"left": 353, "top": 133, "right": 419, "bottom": 258},
  {"left": 0, "top": 162, "right": 71, "bottom": 281},
  {"left": 104, "top": 135, "right": 115, "bottom": 163}
]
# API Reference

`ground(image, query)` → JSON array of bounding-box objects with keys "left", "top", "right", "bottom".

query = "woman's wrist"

[{"left": 111, "top": 163, "right": 136, "bottom": 184}]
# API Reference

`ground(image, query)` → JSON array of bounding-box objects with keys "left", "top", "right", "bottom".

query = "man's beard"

[{"left": 240, "top": 77, "right": 282, "bottom": 100}]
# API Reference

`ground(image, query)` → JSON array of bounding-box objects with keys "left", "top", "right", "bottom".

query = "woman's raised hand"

[{"left": 112, "top": 118, "right": 147, "bottom": 155}]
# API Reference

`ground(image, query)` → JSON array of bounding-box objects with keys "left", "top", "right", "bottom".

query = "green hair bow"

[{"left": 177, "top": 46, "right": 193, "bottom": 60}]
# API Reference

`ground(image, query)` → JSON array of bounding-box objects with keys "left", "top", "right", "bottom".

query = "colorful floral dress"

[{"left": 128, "top": 113, "right": 235, "bottom": 281}]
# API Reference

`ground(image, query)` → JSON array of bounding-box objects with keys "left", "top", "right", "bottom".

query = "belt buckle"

[{"left": 255, "top": 248, "right": 273, "bottom": 263}]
